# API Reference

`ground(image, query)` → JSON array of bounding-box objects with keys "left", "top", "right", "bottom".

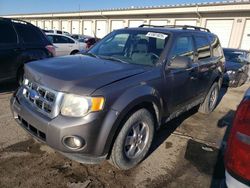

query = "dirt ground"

[{"left": 0, "top": 82, "right": 249, "bottom": 188}]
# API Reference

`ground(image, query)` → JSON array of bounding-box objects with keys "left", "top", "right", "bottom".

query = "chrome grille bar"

[{"left": 22, "top": 79, "right": 64, "bottom": 119}]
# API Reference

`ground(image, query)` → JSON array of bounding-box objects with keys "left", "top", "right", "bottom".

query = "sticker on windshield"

[{"left": 146, "top": 32, "right": 168, "bottom": 40}]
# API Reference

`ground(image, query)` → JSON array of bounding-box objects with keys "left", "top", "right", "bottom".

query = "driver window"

[{"left": 170, "top": 36, "right": 194, "bottom": 61}]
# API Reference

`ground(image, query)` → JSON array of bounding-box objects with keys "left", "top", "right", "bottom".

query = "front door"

[{"left": 164, "top": 35, "right": 199, "bottom": 113}]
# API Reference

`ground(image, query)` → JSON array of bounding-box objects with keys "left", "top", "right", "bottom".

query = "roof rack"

[
  {"left": 139, "top": 24, "right": 210, "bottom": 32},
  {"left": 1, "top": 17, "right": 31, "bottom": 25}
]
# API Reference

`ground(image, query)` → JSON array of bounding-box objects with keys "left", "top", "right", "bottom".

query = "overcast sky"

[{"left": 0, "top": 0, "right": 220, "bottom": 15}]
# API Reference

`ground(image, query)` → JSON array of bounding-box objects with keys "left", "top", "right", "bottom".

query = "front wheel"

[
  {"left": 199, "top": 82, "right": 219, "bottom": 114},
  {"left": 109, "top": 108, "right": 155, "bottom": 170}
]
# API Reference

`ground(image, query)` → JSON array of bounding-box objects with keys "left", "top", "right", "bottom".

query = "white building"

[{"left": 4, "top": 0, "right": 250, "bottom": 50}]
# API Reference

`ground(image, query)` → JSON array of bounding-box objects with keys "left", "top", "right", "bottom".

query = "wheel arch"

[{"left": 102, "top": 85, "right": 163, "bottom": 158}]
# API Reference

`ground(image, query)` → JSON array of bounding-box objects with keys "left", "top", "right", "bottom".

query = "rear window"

[
  {"left": 14, "top": 23, "right": 44, "bottom": 44},
  {"left": 0, "top": 21, "right": 17, "bottom": 44},
  {"left": 208, "top": 35, "right": 223, "bottom": 58},
  {"left": 194, "top": 36, "right": 211, "bottom": 60}
]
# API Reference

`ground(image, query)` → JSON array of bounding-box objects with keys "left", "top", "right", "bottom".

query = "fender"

[{"left": 97, "top": 84, "right": 164, "bottom": 156}]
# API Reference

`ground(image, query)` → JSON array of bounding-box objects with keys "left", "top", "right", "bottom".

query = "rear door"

[
  {"left": 193, "top": 34, "right": 216, "bottom": 97},
  {"left": 0, "top": 20, "right": 20, "bottom": 81},
  {"left": 165, "top": 34, "right": 199, "bottom": 112}
]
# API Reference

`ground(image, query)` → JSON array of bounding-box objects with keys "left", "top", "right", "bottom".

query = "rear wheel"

[
  {"left": 109, "top": 108, "right": 154, "bottom": 170},
  {"left": 70, "top": 50, "right": 79, "bottom": 55},
  {"left": 199, "top": 82, "right": 219, "bottom": 114}
]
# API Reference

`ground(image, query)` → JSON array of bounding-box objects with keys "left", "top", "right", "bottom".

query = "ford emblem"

[{"left": 30, "top": 90, "right": 39, "bottom": 100}]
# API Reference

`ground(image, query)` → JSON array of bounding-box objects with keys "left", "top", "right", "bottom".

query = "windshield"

[
  {"left": 224, "top": 50, "right": 250, "bottom": 64},
  {"left": 89, "top": 30, "right": 169, "bottom": 66}
]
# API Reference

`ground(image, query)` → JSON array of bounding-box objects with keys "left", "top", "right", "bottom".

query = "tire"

[
  {"left": 199, "top": 82, "right": 219, "bottom": 114},
  {"left": 109, "top": 108, "right": 155, "bottom": 170},
  {"left": 16, "top": 67, "right": 24, "bottom": 86},
  {"left": 70, "top": 50, "right": 79, "bottom": 55}
]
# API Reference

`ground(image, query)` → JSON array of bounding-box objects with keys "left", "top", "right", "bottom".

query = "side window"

[
  {"left": 194, "top": 36, "right": 211, "bottom": 60},
  {"left": 65, "top": 37, "right": 75, "bottom": 44},
  {"left": 53, "top": 36, "right": 74, "bottom": 44},
  {"left": 0, "top": 21, "right": 17, "bottom": 45},
  {"left": 57, "top": 31, "right": 62, "bottom": 34},
  {"left": 15, "top": 23, "right": 43, "bottom": 44},
  {"left": 208, "top": 35, "right": 223, "bottom": 58},
  {"left": 170, "top": 36, "right": 194, "bottom": 60}
]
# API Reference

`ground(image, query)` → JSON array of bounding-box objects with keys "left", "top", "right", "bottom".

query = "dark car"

[
  {"left": 224, "top": 87, "right": 250, "bottom": 188},
  {"left": 223, "top": 48, "right": 250, "bottom": 87},
  {"left": 0, "top": 18, "right": 55, "bottom": 84},
  {"left": 11, "top": 25, "right": 225, "bottom": 170}
]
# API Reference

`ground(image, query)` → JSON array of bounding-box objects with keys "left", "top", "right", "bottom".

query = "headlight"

[
  {"left": 61, "top": 94, "right": 105, "bottom": 117},
  {"left": 227, "top": 70, "right": 235, "bottom": 74},
  {"left": 23, "top": 78, "right": 29, "bottom": 85}
]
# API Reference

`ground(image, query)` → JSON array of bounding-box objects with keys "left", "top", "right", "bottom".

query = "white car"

[{"left": 46, "top": 33, "right": 86, "bottom": 56}]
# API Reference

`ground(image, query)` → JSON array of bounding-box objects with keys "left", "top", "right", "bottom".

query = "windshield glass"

[
  {"left": 224, "top": 50, "right": 249, "bottom": 64},
  {"left": 89, "top": 30, "right": 169, "bottom": 66}
]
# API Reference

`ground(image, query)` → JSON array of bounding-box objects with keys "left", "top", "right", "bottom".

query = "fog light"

[{"left": 63, "top": 136, "right": 85, "bottom": 150}]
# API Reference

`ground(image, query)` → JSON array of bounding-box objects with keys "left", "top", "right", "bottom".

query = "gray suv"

[{"left": 11, "top": 25, "right": 225, "bottom": 170}]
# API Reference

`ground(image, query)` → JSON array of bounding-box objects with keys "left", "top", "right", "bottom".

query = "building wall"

[{"left": 6, "top": 2, "right": 250, "bottom": 49}]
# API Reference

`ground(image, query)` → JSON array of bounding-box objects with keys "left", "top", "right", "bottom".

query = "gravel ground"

[{"left": 0, "top": 82, "right": 249, "bottom": 188}]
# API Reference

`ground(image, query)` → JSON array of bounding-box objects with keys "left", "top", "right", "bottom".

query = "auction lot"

[{"left": 0, "top": 82, "right": 249, "bottom": 188}]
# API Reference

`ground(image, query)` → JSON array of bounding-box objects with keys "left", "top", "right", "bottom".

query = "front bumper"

[
  {"left": 10, "top": 89, "right": 117, "bottom": 164},
  {"left": 223, "top": 71, "right": 248, "bottom": 87}
]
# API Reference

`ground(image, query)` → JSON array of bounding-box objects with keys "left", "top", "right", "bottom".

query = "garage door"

[
  {"left": 37, "top": 21, "right": 44, "bottom": 29},
  {"left": 111, "top": 20, "right": 124, "bottom": 31},
  {"left": 62, "top": 21, "right": 70, "bottom": 33},
  {"left": 206, "top": 19, "right": 233, "bottom": 47},
  {"left": 52, "top": 20, "right": 60, "bottom": 30},
  {"left": 83, "top": 21, "right": 93, "bottom": 36},
  {"left": 30, "top": 20, "right": 37, "bottom": 26},
  {"left": 175, "top": 20, "right": 197, "bottom": 26},
  {"left": 96, "top": 20, "right": 108, "bottom": 38},
  {"left": 150, "top": 20, "right": 168, "bottom": 26},
  {"left": 72, "top": 20, "right": 80, "bottom": 35},
  {"left": 44, "top": 20, "right": 52, "bottom": 30},
  {"left": 129, "top": 20, "right": 144, "bottom": 27},
  {"left": 241, "top": 20, "right": 250, "bottom": 50}
]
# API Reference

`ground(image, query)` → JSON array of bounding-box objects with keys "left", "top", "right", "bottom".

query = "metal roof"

[{"left": 3, "top": 0, "right": 250, "bottom": 17}]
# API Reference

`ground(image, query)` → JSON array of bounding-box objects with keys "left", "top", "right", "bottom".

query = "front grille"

[
  {"left": 18, "top": 115, "right": 46, "bottom": 141},
  {"left": 22, "top": 79, "right": 63, "bottom": 119}
]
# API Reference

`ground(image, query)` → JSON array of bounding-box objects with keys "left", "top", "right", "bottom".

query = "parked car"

[
  {"left": 71, "top": 34, "right": 92, "bottom": 40},
  {"left": 43, "top": 29, "right": 70, "bottom": 36},
  {"left": 84, "top": 37, "right": 100, "bottom": 49},
  {"left": 46, "top": 33, "right": 85, "bottom": 56},
  {"left": 224, "top": 87, "right": 250, "bottom": 188},
  {"left": 11, "top": 25, "right": 225, "bottom": 170},
  {"left": 223, "top": 48, "right": 250, "bottom": 87},
  {"left": 0, "top": 18, "right": 55, "bottom": 84}
]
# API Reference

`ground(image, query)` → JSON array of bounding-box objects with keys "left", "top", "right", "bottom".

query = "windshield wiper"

[{"left": 99, "top": 56, "right": 128, "bottom": 64}]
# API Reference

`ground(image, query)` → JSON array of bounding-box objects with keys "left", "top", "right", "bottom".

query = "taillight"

[
  {"left": 225, "top": 97, "right": 250, "bottom": 181},
  {"left": 46, "top": 45, "right": 56, "bottom": 57}
]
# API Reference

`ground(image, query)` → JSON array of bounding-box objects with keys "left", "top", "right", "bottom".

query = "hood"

[
  {"left": 225, "top": 61, "right": 244, "bottom": 71},
  {"left": 25, "top": 55, "right": 146, "bottom": 95}
]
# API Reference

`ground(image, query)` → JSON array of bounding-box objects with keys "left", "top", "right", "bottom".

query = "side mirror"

[{"left": 169, "top": 56, "right": 192, "bottom": 69}]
